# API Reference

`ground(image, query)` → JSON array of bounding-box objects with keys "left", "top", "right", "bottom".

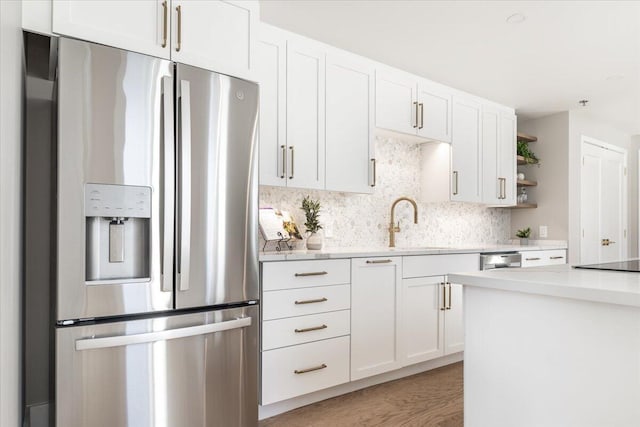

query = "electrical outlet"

[{"left": 539, "top": 225, "right": 548, "bottom": 238}]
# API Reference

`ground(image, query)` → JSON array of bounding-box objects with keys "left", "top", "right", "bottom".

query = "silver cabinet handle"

[
  {"left": 175, "top": 5, "right": 182, "bottom": 52},
  {"left": 280, "top": 145, "right": 286, "bottom": 179},
  {"left": 294, "top": 324, "right": 327, "bottom": 333},
  {"left": 418, "top": 102, "right": 424, "bottom": 129},
  {"left": 453, "top": 171, "right": 459, "bottom": 195},
  {"left": 370, "top": 158, "right": 376, "bottom": 187},
  {"left": 160, "top": 76, "right": 175, "bottom": 292},
  {"left": 289, "top": 146, "right": 294, "bottom": 179},
  {"left": 550, "top": 256, "right": 565, "bottom": 260},
  {"left": 178, "top": 79, "right": 192, "bottom": 291},
  {"left": 526, "top": 257, "right": 541, "bottom": 261},
  {"left": 294, "top": 271, "right": 328, "bottom": 277},
  {"left": 76, "top": 317, "right": 251, "bottom": 351},
  {"left": 294, "top": 297, "right": 327, "bottom": 305},
  {"left": 446, "top": 282, "right": 452, "bottom": 310},
  {"left": 440, "top": 283, "right": 446, "bottom": 311},
  {"left": 366, "top": 259, "right": 392, "bottom": 264},
  {"left": 502, "top": 178, "right": 507, "bottom": 199},
  {"left": 413, "top": 101, "right": 419, "bottom": 128},
  {"left": 161, "top": 1, "right": 168, "bottom": 48},
  {"left": 294, "top": 363, "right": 327, "bottom": 374}
]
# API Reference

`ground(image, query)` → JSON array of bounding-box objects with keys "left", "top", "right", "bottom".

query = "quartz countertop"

[
  {"left": 259, "top": 243, "right": 567, "bottom": 262},
  {"left": 449, "top": 263, "right": 640, "bottom": 308}
]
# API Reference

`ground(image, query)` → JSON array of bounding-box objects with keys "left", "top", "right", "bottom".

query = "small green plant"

[
  {"left": 516, "top": 227, "right": 531, "bottom": 238},
  {"left": 517, "top": 141, "right": 540, "bottom": 165},
  {"left": 301, "top": 196, "right": 323, "bottom": 234}
]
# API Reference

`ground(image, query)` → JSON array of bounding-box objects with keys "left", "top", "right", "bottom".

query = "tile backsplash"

[{"left": 259, "top": 135, "right": 511, "bottom": 249}]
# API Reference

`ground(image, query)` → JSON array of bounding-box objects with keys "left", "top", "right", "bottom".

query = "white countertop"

[
  {"left": 449, "top": 264, "right": 640, "bottom": 308},
  {"left": 259, "top": 243, "right": 567, "bottom": 261}
]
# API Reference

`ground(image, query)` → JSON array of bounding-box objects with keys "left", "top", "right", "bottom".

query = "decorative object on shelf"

[
  {"left": 517, "top": 172, "right": 525, "bottom": 181},
  {"left": 517, "top": 141, "right": 540, "bottom": 165},
  {"left": 517, "top": 187, "right": 528, "bottom": 204},
  {"left": 516, "top": 227, "right": 531, "bottom": 246},
  {"left": 258, "top": 208, "right": 301, "bottom": 251},
  {"left": 301, "top": 195, "right": 324, "bottom": 250}
]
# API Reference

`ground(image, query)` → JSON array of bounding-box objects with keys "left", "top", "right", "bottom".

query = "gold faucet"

[{"left": 389, "top": 197, "right": 418, "bottom": 247}]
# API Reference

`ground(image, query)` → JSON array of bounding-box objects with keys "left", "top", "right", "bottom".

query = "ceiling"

[{"left": 260, "top": 0, "right": 640, "bottom": 135}]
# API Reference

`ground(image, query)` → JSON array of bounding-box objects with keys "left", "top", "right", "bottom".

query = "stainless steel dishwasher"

[{"left": 480, "top": 252, "right": 522, "bottom": 270}]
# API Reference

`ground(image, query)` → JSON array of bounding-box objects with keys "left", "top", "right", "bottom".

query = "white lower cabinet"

[
  {"left": 519, "top": 249, "right": 567, "bottom": 268},
  {"left": 261, "top": 336, "right": 350, "bottom": 405},
  {"left": 444, "top": 283, "right": 465, "bottom": 354},
  {"left": 262, "top": 310, "right": 350, "bottom": 350},
  {"left": 350, "top": 257, "right": 402, "bottom": 381}
]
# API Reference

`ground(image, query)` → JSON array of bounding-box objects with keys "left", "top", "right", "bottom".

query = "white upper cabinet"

[
  {"left": 325, "top": 53, "right": 375, "bottom": 193},
  {"left": 52, "top": 0, "right": 170, "bottom": 59},
  {"left": 171, "top": 1, "right": 257, "bottom": 79},
  {"left": 375, "top": 69, "right": 417, "bottom": 135},
  {"left": 375, "top": 69, "right": 452, "bottom": 142},
  {"left": 451, "top": 96, "right": 482, "bottom": 203},
  {"left": 482, "top": 106, "right": 516, "bottom": 205},
  {"left": 257, "top": 26, "right": 287, "bottom": 187},
  {"left": 52, "top": 0, "right": 258, "bottom": 79},
  {"left": 285, "top": 39, "right": 325, "bottom": 190}
]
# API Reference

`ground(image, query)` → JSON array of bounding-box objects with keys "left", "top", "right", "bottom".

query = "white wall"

[
  {"left": 511, "top": 112, "right": 569, "bottom": 241},
  {"left": 567, "top": 110, "right": 635, "bottom": 263},
  {"left": 0, "top": 1, "right": 23, "bottom": 425}
]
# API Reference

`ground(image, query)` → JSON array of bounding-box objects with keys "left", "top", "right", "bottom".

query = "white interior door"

[{"left": 580, "top": 138, "right": 627, "bottom": 264}]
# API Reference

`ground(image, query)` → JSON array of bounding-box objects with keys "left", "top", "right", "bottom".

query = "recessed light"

[{"left": 506, "top": 13, "right": 526, "bottom": 24}]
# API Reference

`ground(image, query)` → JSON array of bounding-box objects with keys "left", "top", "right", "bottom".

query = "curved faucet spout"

[{"left": 389, "top": 197, "right": 419, "bottom": 247}]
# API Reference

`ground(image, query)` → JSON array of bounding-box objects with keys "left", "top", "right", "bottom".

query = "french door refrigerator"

[{"left": 23, "top": 34, "right": 259, "bottom": 427}]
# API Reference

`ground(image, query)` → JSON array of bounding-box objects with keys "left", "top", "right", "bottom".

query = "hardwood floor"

[{"left": 259, "top": 362, "right": 463, "bottom": 427}]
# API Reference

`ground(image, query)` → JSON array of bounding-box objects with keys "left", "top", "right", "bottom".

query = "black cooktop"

[{"left": 574, "top": 259, "right": 640, "bottom": 272}]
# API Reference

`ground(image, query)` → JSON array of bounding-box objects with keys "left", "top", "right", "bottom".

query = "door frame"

[{"left": 579, "top": 135, "right": 628, "bottom": 263}]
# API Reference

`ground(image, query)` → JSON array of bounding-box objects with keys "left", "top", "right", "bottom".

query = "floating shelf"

[
  {"left": 517, "top": 179, "right": 537, "bottom": 187},
  {"left": 517, "top": 155, "right": 539, "bottom": 166},
  {"left": 509, "top": 203, "right": 538, "bottom": 209},
  {"left": 517, "top": 132, "right": 538, "bottom": 143}
]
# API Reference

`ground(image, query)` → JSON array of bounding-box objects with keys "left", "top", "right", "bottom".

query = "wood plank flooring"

[{"left": 259, "top": 362, "right": 463, "bottom": 427}]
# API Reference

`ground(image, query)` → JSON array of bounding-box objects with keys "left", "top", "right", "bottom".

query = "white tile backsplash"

[{"left": 259, "top": 135, "right": 511, "bottom": 249}]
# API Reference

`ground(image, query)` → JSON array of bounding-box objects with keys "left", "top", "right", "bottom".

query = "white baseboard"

[{"left": 259, "top": 352, "right": 463, "bottom": 420}]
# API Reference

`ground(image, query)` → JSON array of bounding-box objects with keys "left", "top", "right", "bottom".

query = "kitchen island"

[{"left": 449, "top": 265, "right": 640, "bottom": 427}]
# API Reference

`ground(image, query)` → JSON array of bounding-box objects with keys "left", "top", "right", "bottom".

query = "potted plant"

[
  {"left": 516, "top": 227, "right": 531, "bottom": 246},
  {"left": 301, "top": 195, "right": 323, "bottom": 250},
  {"left": 517, "top": 141, "right": 540, "bottom": 165}
]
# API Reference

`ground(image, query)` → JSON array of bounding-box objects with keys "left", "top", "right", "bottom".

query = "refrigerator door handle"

[
  {"left": 75, "top": 317, "right": 252, "bottom": 351},
  {"left": 161, "top": 76, "right": 175, "bottom": 292},
  {"left": 178, "top": 79, "right": 192, "bottom": 292}
]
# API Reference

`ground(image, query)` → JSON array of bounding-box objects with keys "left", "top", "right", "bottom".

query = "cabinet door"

[
  {"left": 499, "top": 112, "right": 517, "bottom": 205},
  {"left": 171, "top": 0, "right": 257, "bottom": 79},
  {"left": 375, "top": 69, "right": 417, "bottom": 135},
  {"left": 401, "top": 276, "right": 445, "bottom": 366},
  {"left": 351, "top": 257, "right": 402, "bottom": 380},
  {"left": 444, "top": 283, "right": 464, "bottom": 355},
  {"left": 451, "top": 96, "right": 482, "bottom": 202},
  {"left": 286, "top": 39, "right": 325, "bottom": 190},
  {"left": 416, "top": 81, "right": 452, "bottom": 143},
  {"left": 325, "top": 53, "right": 375, "bottom": 193},
  {"left": 481, "top": 107, "right": 501, "bottom": 204},
  {"left": 52, "top": 0, "right": 169, "bottom": 59},
  {"left": 257, "top": 26, "right": 287, "bottom": 187}
]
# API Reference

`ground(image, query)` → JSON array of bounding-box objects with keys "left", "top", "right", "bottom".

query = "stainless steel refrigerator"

[{"left": 23, "top": 33, "right": 259, "bottom": 427}]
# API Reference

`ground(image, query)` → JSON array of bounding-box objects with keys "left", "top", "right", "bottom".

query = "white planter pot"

[{"left": 306, "top": 232, "right": 323, "bottom": 250}]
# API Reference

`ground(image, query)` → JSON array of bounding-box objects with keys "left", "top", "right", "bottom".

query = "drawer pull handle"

[
  {"left": 294, "top": 324, "right": 327, "bottom": 333},
  {"left": 294, "top": 297, "right": 327, "bottom": 305},
  {"left": 294, "top": 363, "right": 327, "bottom": 375},
  {"left": 366, "top": 259, "right": 392, "bottom": 264},
  {"left": 526, "top": 257, "right": 541, "bottom": 261},
  {"left": 550, "top": 256, "right": 565, "bottom": 260},
  {"left": 294, "top": 271, "right": 328, "bottom": 277}
]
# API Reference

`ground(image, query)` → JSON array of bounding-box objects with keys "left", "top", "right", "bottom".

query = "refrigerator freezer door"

[
  {"left": 175, "top": 65, "right": 259, "bottom": 308},
  {"left": 57, "top": 38, "right": 174, "bottom": 320},
  {"left": 56, "top": 305, "right": 258, "bottom": 427}
]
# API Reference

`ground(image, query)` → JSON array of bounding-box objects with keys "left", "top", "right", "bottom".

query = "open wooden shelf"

[
  {"left": 517, "top": 179, "right": 537, "bottom": 187},
  {"left": 509, "top": 203, "right": 538, "bottom": 209},
  {"left": 517, "top": 132, "right": 538, "bottom": 143},
  {"left": 517, "top": 155, "right": 539, "bottom": 165}
]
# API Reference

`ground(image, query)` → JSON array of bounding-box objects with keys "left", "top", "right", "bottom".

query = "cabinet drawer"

[
  {"left": 262, "top": 285, "right": 350, "bottom": 320},
  {"left": 261, "top": 336, "right": 350, "bottom": 405},
  {"left": 520, "top": 249, "right": 567, "bottom": 268},
  {"left": 403, "top": 253, "right": 480, "bottom": 278},
  {"left": 262, "top": 259, "right": 351, "bottom": 291},
  {"left": 262, "top": 310, "right": 350, "bottom": 351}
]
